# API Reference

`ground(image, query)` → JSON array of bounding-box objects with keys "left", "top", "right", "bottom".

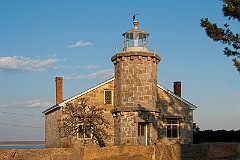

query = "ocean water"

[{"left": 0, "top": 144, "right": 45, "bottom": 149}]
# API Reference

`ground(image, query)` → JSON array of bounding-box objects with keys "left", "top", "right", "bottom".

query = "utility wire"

[
  {"left": 0, "top": 111, "right": 44, "bottom": 117},
  {"left": 0, "top": 128, "right": 37, "bottom": 132},
  {"left": 0, "top": 122, "right": 44, "bottom": 129}
]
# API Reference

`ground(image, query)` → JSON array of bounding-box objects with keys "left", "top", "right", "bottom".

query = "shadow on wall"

[{"left": 136, "top": 89, "right": 193, "bottom": 145}]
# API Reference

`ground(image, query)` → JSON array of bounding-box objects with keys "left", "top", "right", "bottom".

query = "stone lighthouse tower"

[{"left": 111, "top": 19, "right": 161, "bottom": 145}]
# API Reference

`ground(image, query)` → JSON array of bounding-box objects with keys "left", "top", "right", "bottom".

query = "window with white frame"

[
  {"left": 104, "top": 90, "right": 112, "bottom": 105},
  {"left": 77, "top": 124, "right": 92, "bottom": 139},
  {"left": 167, "top": 119, "right": 180, "bottom": 138}
]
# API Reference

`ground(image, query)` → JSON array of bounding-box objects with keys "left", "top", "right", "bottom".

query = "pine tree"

[{"left": 200, "top": 0, "right": 240, "bottom": 72}]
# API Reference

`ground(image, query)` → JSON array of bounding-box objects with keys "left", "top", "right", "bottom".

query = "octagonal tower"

[{"left": 111, "top": 19, "right": 161, "bottom": 146}]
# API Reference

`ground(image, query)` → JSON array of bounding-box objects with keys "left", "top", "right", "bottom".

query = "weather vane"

[{"left": 133, "top": 13, "right": 138, "bottom": 21}]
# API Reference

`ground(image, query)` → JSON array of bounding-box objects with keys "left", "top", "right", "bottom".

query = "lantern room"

[{"left": 122, "top": 20, "right": 149, "bottom": 52}]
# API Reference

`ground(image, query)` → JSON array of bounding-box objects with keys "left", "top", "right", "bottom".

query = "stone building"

[{"left": 43, "top": 19, "right": 197, "bottom": 148}]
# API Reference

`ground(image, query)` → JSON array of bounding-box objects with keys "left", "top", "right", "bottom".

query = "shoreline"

[
  {"left": 0, "top": 144, "right": 44, "bottom": 146},
  {"left": 0, "top": 141, "right": 45, "bottom": 146}
]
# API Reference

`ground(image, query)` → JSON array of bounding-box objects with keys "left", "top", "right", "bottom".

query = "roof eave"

[
  {"left": 42, "top": 77, "right": 115, "bottom": 115},
  {"left": 157, "top": 84, "right": 197, "bottom": 110},
  {"left": 42, "top": 104, "right": 60, "bottom": 115},
  {"left": 58, "top": 77, "right": 115, "bottom": 106}
]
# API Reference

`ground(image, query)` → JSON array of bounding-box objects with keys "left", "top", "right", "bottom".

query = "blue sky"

[{"left": 0, "top": 1, "right": 239, "bottom": 141}]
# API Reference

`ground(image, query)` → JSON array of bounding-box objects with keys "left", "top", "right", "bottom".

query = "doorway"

[{"left": 138, "top": 122, "right": 148, "bottom": 145}]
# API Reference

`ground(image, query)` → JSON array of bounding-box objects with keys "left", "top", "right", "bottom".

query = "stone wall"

[
  {"left": 112, "top": 51, "right": 160, "bottom": 111},
  {"left": 73, "top": 79, "right": 115, "bottom": 147},
  {"left": 113, "top": 112, "right": 138, "bottom": 145},
  {"left": 45, "top": 108, "right": 61, "bottom": 148},
  {"left": 1, "top": 143, "right": 240, "bottom": 160},
  {"left": 45, "top": 77, "right": 196, "bottom": 148},
  {"left": 111, "top": 51, "right": 161, "bottom": 146},
  {"left": 157, "top": 87, "right": 194, "bottom": 144},
  {"left": 45, "top": 79, "right": 115, "bottom": 148}
]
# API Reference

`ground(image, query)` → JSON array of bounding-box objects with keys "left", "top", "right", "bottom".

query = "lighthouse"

[{"left": 111, "top": 18, "right": 161, "bottom": 145}]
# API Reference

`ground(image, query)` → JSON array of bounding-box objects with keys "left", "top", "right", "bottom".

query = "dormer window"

[{"left": 104, "top": 90, "right": 113, "bottom": 105}]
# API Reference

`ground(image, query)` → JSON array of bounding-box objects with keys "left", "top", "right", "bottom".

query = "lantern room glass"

[{"left": 123, "top": 32, "right": 148, "bottom": 50}]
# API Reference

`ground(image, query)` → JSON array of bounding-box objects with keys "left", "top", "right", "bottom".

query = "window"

[
  {"left": 167, "top": 119, "right": 180, "bottom": 138},
  {"left": 138, "top": 123, "right": 145, "bottom": 136},
  {"left": 104, "top": 90, "right": 112, "bottom": 105},
  {"left": 77, "top": 124, "right": 92, "bottom": 139}
]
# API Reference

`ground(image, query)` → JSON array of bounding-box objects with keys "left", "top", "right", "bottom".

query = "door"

[{"left": 138, "top": 122, "right": 148, "bottom": 145}]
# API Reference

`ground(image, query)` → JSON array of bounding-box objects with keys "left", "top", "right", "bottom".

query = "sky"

[{"left": 0, "top": 1, "right": 239, "bottom": 141}]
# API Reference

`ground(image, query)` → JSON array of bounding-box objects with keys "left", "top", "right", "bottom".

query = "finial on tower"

[{"left": 133, "top": 14, "right": 139, "bottom": 29}]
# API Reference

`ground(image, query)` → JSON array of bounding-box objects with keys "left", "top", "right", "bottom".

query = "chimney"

[
  {"left": 174, "top": 81, "right": 181, "bottom": 98},
  {"left": 55, "top": 77, "right": 63, "bottom": 104}
]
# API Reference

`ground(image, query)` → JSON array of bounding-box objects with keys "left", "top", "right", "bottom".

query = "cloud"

[
  {"left": 0, "top": 100, "right": 54, "bottom": 108},
  {"left": 77, "top": 65, "right": 99, "bottom": 69},
  {"left": 63, "top": 69, "right": 114, "bottom": 79},
  {"left": 68, "top": 41, "right": 93, "bottom": 48},
  {"left": 54, "top": 65, "right": 74, "bottom": 70},
  {"left": 0, "top": 55, "right": 59, "bottom": 73}
]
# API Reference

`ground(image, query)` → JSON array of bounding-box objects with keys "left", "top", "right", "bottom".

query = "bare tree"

[{"left": 59, "top": 98, "right": 111, "bottom": 147}]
